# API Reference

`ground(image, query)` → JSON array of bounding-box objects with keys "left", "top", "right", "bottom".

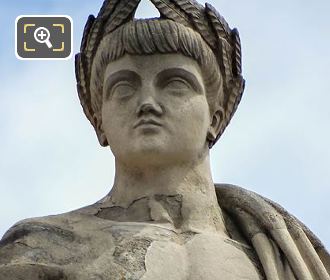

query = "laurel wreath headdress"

[{"left": 75, "top": 0, "right": 245, "bottom": 146}]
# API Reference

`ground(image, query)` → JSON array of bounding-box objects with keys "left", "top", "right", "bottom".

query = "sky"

[{"left": 0, "top": 0, "right": 329, "bottom": 250}]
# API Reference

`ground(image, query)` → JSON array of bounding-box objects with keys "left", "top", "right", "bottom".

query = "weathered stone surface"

[
  {"left": 1, "top": 0, "right": 329, "bottom": 279},
  {"left": 96, "top": 197, "right": 151, "bottom": 222},
  {"left": 0, "top": 202, "right": 263, "bottom": 280}
]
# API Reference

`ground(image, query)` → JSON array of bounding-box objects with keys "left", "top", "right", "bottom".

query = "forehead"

[{"left": 104, "top": 53, "right": 204, "bottom": 82}]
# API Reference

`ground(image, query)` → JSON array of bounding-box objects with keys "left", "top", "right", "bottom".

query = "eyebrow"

[
  {"left": 155, "top": 68, "right": 204, "bottom": 93},
  {"left": 103, "top": 70, "right": 140, "bottom": 98}
]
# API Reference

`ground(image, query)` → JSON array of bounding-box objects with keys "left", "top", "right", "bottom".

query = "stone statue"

[{"left": 1, "top": 0, "right": 329, "bottom": 279}]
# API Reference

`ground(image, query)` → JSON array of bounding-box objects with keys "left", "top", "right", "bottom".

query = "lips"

[{"left": 133, "top": 119, "right": 162, "bottom": 128}]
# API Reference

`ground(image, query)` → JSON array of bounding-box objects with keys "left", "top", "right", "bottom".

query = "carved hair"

[{"left": 75, "top": 0, "right": 245, "bottom": 147}]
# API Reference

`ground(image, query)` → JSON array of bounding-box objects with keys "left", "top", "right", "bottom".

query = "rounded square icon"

[{"left": 16, "top": 15, "right": 73, "bottom": 60}]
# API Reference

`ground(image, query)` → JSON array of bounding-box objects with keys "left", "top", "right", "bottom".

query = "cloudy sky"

[{"left": 0, "top": 0, "right": 329, "bottom": 250}]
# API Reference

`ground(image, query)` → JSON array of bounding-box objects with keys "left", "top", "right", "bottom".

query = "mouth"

[{"left": 133, "top": 119, "right": 162, "bottom": 129}]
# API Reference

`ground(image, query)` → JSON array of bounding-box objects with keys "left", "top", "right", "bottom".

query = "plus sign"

[{"left": 37, "top": 30, "right": 47, "bottom": 40}]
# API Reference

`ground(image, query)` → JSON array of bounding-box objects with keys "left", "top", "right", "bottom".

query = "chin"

[
  {"left": 131, "top": 134, "right": 168, "bottom": 151},
  {"left": 132, "top": 143, "right": 168, "bottom": 159},
  {"left": 118, "top": 145, "right": 181, "bottom": 167}
]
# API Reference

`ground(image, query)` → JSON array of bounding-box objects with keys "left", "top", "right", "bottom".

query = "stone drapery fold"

[{"left": 216, "top": 184, "right": 330, "bottom": 280}]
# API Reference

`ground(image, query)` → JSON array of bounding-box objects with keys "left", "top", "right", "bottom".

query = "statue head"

[{"left": 75, "top": 0, "right": 244, "bottom": 155}]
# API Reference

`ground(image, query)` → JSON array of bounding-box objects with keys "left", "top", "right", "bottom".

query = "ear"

[
  {"left": 94, "top": 114, "right": 109, "bottom": 147},
  {"left": 207, "top": 107, "right": 224, "bottom": 145}
]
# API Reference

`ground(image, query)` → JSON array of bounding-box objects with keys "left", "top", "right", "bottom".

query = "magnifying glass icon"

[{"left": 34, "top": 27, "right": 53, "bottom": 49}]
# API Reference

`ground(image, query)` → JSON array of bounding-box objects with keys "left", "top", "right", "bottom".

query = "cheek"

[
  {"left": 102, "top": 101, "right": 131, "bottom": 127},
  {"left": 175, "top": 97, "right": 210, "bottom": 137},
  {"left": 101, "top": 104, "right": 127, "bottom": 141}
]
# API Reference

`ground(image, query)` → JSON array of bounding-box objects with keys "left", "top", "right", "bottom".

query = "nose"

[{"left": 136, "top": 95, "right": 164, "bottom": 117}]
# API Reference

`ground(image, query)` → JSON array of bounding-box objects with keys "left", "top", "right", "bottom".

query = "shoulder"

[
  {"left": 0, "top": 203, "right": 98, "bottom": 250},
  {"left": 0, "top": 202, "right": 108, "bottom": 279},
  {"left": 214, "top": 183, "right": 324, "bottom": 248},
  {"left": 215, "top": 183, "right": 330, "bottom": 278},
  {"left": 0, "top": 214, "right": 75, "bottom": 279},
  {"left": 1, "top": 200, "right": 103, "bottom": 244}
]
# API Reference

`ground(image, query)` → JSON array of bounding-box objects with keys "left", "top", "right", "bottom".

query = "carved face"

[{"left": 98, "top": 53, "right": 221, "bottom": 167}]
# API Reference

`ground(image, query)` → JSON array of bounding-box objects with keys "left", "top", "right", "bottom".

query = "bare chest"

[
  {"left": 141, "top": 232, "right": 262, "bottom": 280},
  {"left": 81, "top": 223, "right": 263, "bottom": 280}
]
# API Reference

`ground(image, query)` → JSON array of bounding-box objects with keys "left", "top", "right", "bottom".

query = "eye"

[
  {"left": 110, "top": 81, "right": 135, "bottom": 99},
  {"left": 165, "top": 77, "right": 192, "bottom": 91}
]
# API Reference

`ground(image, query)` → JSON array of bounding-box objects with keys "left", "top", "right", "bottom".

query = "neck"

[{"left": 103, "top": 151, "right": 226, "bottom": 235}]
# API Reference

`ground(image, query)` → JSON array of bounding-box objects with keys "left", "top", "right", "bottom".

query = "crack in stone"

[
  {"left": 154, "top": 194, "right": 183, "bottom": 228},
  {"left": 96, "top": 197, "right": 152, "bottom": 222}
]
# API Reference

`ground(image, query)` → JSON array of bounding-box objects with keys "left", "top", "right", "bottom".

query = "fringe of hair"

[{"left": 90, "top": 19, "right": 223, "bottom": 116}]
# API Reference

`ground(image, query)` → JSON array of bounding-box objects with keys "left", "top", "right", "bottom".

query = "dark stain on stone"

[
  {"left": 96, "top": 197, "right": 152, "bottom": 222},
  {"left": 154, "top": 194, "right": 183, "bottom": 228}
]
